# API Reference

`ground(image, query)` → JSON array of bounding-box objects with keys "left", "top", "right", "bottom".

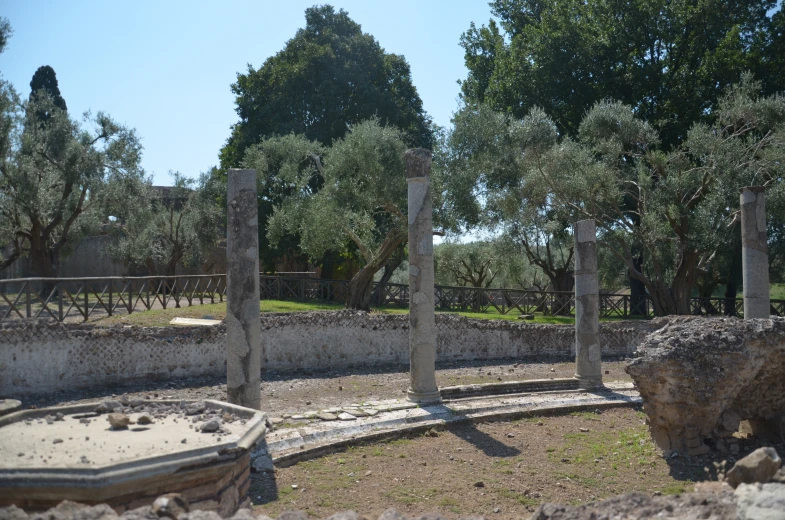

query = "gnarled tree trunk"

[{"left": 346, "top": 231, "right": 406, "bottom": 311}]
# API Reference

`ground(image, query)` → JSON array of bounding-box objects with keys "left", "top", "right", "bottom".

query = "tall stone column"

[
  {"left": 405, "top": 149, "right": 440, "bottom": 404},
  {"left": 573, "top": 219, "right": 602, "bottom": 388},
  {"left": 740, "top": 186, "right": 770, "bottom": 319},
  {"left": 226, "top": 169, "right": 261, "bottom": 409}
]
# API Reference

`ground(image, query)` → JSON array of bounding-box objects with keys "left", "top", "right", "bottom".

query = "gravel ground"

[{"left": 18, "top": 359, "right": 632, "bottom": 416}]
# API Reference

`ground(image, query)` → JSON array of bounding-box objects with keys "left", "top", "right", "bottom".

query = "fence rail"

[
  {"left": 2, "top": 274, "right": 783, "bottom": 322},
  {"left": 0, "top": 275, "right": 226, "bottom": 322}
]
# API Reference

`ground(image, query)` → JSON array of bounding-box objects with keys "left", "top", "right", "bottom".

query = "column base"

[
  {"left": 407, "top": 388, "right": 442, "bottom": 404},
  {"left": 574, "top": 375, "right": 603, "bottom": 390}
]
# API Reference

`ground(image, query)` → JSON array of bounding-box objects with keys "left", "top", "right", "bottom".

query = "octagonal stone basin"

[{"left": 0, "top": 400, "right": 267, "bottom": 515}]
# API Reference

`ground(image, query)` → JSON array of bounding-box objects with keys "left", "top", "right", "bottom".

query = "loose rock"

[
  {"left": 199, "top": 419, "right": 221, "bottom": 433},
  {"left": 725, "top": 447, "right": 782, "bottom": 488},
  {"left": 107, "top": 413, "right": 131, "bottom": 430}
]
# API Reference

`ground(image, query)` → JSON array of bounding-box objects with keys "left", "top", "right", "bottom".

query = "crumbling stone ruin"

[{"left": 626, "top": 317, "right": 785, "bottom": 455}]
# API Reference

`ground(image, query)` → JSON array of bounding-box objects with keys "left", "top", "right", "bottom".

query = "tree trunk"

[
  {"left": 164, "top": 248, "right": 183, "bottom": 295},
  {"left": 724, "top": 233, "right": 743, "bottom": 316},
  {"left": 145, "top": 258, "right": 158, "bottom": 277},
  {"left": 371, "top": 245, "right": 405, "bottom": 306},
  {"left": 629, "top": 252, "right": 647, "bottom": 316},
  {"left": 647, "top": 280, "right": 678, "bottom": 316},
  {"left": 549, "top": 270, "right": 575, "bottom": 316},
  {"left": 347, "top": 266, "right": 377, "bottom": 311},
  {"left": 29, "top": 230, "right": 57, "bottom": 297},
  {"left": 345, "top": 231, "right": 406, "bottom": 311}
]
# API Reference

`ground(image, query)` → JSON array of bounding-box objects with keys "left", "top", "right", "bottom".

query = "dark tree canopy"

[
  {"left": 460, "top": 0, "right": 784, "bottom": 148},
  {"left": 219, "top": 5, "right": 433, "bottom": 169},
  {"left": 29, "top": 65, "right": 67, "bottom": 112}
]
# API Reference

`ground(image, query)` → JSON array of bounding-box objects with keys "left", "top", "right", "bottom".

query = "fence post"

[
  {"left": 25, "top": 282, "right": 31, "bottom": 319},
  {"left": 58, "top": 284, "right": 64, "bottom": 322},
  {"left": 108, "top": 282, "right": 113, "bottom": 317}
]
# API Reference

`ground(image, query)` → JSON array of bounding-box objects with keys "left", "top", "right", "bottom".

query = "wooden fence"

[{"left": 2, "top": 274, "right": 783, "bottom": 322}]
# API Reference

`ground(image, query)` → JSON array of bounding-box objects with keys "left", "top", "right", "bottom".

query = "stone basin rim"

[{"left": 0, "top": 399, "right": 267, "bottom": 488}]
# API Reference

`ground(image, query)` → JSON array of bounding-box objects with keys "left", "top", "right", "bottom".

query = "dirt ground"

[
  {"left": 21, "top": 359, "right": 631, "bottom": 416},
  {"left": 249, "top": 408, "right": 782, "bottom": 520}
]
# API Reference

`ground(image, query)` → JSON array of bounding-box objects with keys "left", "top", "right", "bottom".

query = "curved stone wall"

[{"left": 0, "top": 312, "right": 667, "bottom": 396}]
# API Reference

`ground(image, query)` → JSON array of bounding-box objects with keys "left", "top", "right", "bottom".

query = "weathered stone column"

[
  {"left": 226, "top": 169, "right": 261, "bottom": 409},
  {"left": 574, "top": 219, "right": 602, "bottom": 388},
  {"left": 405, "top": 149, "right": 440, "bottom": 404},
  {"left": 740, "top": 186, "right": 770, "bottom": 319}
]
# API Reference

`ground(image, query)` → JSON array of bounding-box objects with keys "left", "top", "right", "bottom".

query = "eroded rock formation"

[{"left": 626, "top": 317, "right": 785, "bottom": 455}]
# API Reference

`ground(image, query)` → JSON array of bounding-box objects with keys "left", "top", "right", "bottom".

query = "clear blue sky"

[{"left": 0, "top": 1, "right": 494, "bottom": 186}]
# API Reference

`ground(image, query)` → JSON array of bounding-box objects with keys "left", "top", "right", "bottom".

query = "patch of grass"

[
  {"left": 383, "top": 487, "right": 439, "bottom": 505},
  {"left": 570, "top": 411, "right": 602, "bottom": 421},
  {"left": 94, "top": 296, "right": 658, "bottom": 328},
  {"left": 661, "top": 481, "right": 690, "bottom": 495},
  {"left": 386, "top": 438, "right": 412, "bottom": 447},
  {"left": 278, "top": 421, "right": 307, "bottom": 430},
  {"left": 370, "top": 447, "right": 386, "bottom": 457},
  {"left": 438, "top": 496, "right": 461, "bottom": 514}
]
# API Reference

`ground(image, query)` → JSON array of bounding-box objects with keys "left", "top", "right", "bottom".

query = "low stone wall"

[{"left": 0, "top": 312, "right": 667, "bottom": 396}]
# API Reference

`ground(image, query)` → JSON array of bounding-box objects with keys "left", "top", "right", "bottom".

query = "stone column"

[
  {"left": 226, "top": 169, "right": 261, "bottom": 409},
  {"left": 573, "top": 219, "right": 602, "bottom": 388},
  {"left": 405, "top": 149, "right": 440, "bottom": 404},
  {"left": 740, "top": 186, "right": 770, "bottom": 319}
]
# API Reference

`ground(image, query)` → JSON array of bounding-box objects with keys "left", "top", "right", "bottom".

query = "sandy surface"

[{"left": 0, "top": 403, "right": 249, "bottom": 469}]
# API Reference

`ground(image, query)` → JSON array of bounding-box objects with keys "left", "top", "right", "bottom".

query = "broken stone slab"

[
  {"left": 626, "top": 317, "right": 785, "bottom": 454},
  {"left": 0, "top": 400, "right": 22, "bottom": 417},
  {"left": 317, "top": 413, "right": 338, "bottom": 421},
  {"left": 337, "top": 413, "right": 356, "bottom": 421},
  {"left": 170, "top": 317, "right": 222, "bottom": 326}
]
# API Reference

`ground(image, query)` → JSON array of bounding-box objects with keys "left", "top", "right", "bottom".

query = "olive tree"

[
  {"left": 533, "top": 77, "right": 785, "bottom": 315},
  {"left": 246, "top": 119, "right": 437, "bottom": 310},
  {"left": 107, "top": 172, "right": 222, "bottom": 277},
  {"left": 445, "top": 104, "right": 575, "bottom": 313},
  {"left": 0, "top": 89, "right": 144, "bottom": 279}
]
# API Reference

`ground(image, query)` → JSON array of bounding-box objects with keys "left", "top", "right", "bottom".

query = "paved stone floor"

[{"left": 255, "top": 382, "right": 640, "bottom": 471}]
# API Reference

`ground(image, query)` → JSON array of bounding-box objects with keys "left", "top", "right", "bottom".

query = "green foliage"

[
  {"left": 533, "top": 77, "right": 785, "bottom": 315},
  {"left": 107, "top": 172, "right": 222, "bottom": 276},
  {"left": 445, "top": 104, "right": 575, "bottom": 297},
  {"left": 245, "top": 119, "right": 412, "bottom": 309},
  {"left": 220, "top": 5, "right": 433, "bottom": 169},
  {"left": 434, "top": 240, "right": 497, "bottom": 288},
  {"left": 0, "top": 81, "right": 145, "bottom": 276},
  {"left": 461, "top": 0, "right": 783, "bottom": 148},
  {"left": 433, "top": 239, "right": 545, "bottom": 289}
]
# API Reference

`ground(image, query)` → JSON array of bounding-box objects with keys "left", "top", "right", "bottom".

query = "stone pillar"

[
  {"left": 573, "top": 219, "right": 602, "bottom": 388},
  {"left": 405, "top": 149, "right": 440, "bottom": 404},
  {"left": 226, "top": 169, "right": 261, "bottom": 409},
  {"left": 740, "top": 186, "right": 770, "bottom": 319}
]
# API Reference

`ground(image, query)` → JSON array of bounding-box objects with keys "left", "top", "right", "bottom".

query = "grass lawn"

[{"left": 93, "top": 299, "right": 649, "bottom": 327}]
